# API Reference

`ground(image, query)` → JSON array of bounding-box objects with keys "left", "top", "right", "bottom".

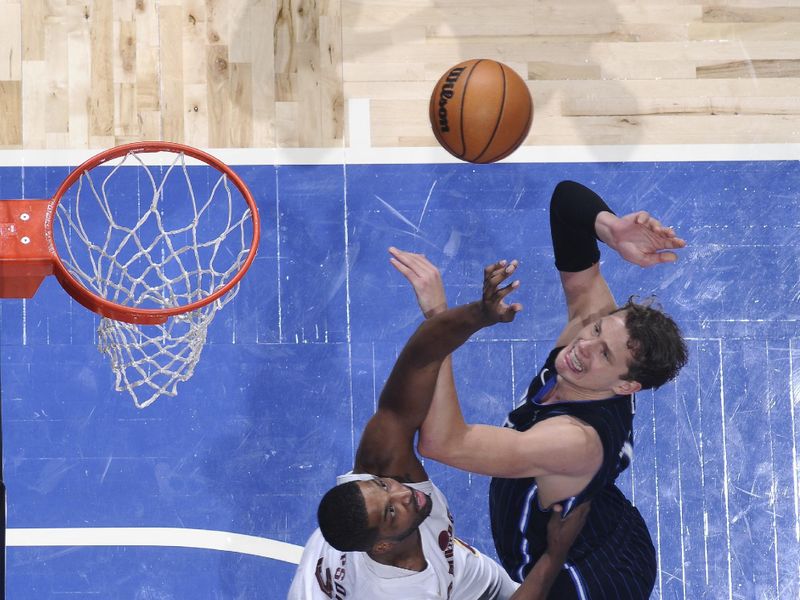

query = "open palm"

[{"left": 605, "top": 211, "right": 686, "bottom": 267}]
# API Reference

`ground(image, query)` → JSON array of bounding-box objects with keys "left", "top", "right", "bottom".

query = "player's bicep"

[{"left": 436, "top": 419, "right": 600, "bottom": 480}]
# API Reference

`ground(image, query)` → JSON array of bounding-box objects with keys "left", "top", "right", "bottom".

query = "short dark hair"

[
  {"left": 613, "top": 297, "right": 688, "bottom": 390},
  {"left": 317, "top": 481, "right": 378, "bottom": 552}
]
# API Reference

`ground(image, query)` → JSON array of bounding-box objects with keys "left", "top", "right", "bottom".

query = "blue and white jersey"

[{"left": 489, "top": 347, "right": 656, "bottom": 599}]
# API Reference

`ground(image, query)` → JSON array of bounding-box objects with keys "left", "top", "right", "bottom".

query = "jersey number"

[{"left": 315, "top": 557, "right": 347, "bottom": 599}]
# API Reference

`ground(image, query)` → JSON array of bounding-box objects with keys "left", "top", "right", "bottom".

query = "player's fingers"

[
  {"left": 634, "top": 210, "right": 650, "bottom": 225},
  {"left": 388, "top": 246, "right": 408, "bottom": 260},
  {"left": 659, "top": 224, "right": 677, "bottom": 237},
  {"left": 654, "top": 235, "right": 685, "bottom": 250},
  {"left": 405, "top": 253, "right": 439, "bottom": 279},
  {"left": 642, "top": 214, "right": 675, "bottom": 237},
  {"left": 637, "top": 251, "right": 677, "bottom": 267},
  {"left": 484, "top": 260, "right": 507, "bottom": 277},
  {"left": 486, "top": 259, "right": 518, "bottom": 287},
  {"left": 390, "top": 246, "right": 438, "bottom": 280},
  {"left": 485, "top": 273, "right": 513, "bottom": 298},
  {"left": 657, "top": 251, "right": 678, "bottom": 264},
  {"left": 484, "top": 269, "right": 509, "bottom": 290},
  {"left": 495, "top": 279, "right": 520, "bottom": 301},
  {"left": 389, "top": 247, "right": 418, "bottom": 270},
  {"left": 389, "top": 256, "right": 416, "bottom": 278},
  {"left": 646, "top": 217, "right": 669, "bottom": 234},
  {"left": 570, "top": 501, "right": 591, "bottom": 522}
]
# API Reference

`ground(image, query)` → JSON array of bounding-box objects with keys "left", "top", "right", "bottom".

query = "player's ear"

[{"left": 613, "top": 379, "right": 641, "bottom": 395}]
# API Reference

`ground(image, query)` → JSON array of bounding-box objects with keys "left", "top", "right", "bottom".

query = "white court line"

[
  {"left": 651, "top": 388, "right": 664, "bottom": 599},
  {"left": 717, "top": 339, "right": 734, "bottom": 600},
  {"left": 348, "top": 99, "right": 372, "bottom": 149},
  {"left": 0, "top": 143, "right": 799, "bottom": 168},
  {"left": 5, "top": 527, "right": 304, "bottom": 564},
  {"left": 343, "top": 162, "right": 356, "bottom": 457},
  {"left": 789, "top": 341, "right": 800, "bottom": 546}
]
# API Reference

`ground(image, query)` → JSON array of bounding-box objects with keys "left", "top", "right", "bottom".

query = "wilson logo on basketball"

[{"left": 436, "top": 67, "right": 466, "bottom": 133}]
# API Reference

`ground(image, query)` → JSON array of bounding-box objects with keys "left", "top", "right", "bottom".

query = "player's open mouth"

[{"left": 566, "top": 346, "right": 584, "bottom": 373}]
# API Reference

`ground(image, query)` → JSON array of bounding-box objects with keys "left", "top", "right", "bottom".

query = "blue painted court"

[{"left": 2, "top": 156, "right": 798, "bottom": 598}]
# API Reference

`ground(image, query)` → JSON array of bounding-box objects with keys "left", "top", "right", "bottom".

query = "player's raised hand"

[
  {"left": 388, "top": 247, "right": 448, "bottom": 319},
  {"left": 482, "top": 259, "right": 522, "bottom": 323},
  {"left": 597, "top": 210, "right": 686, "bottom": 268}
]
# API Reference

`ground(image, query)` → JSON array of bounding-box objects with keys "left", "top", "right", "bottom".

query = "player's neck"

[
  {"left": 548, "top": 377, "right": 615, "bottom": 403},
  {"left": 368, "top": 531, "right": 427, "bottom": 571}
]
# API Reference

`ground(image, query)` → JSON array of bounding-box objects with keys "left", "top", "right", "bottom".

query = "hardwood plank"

[
  {"left": 89, "top": 0, "right": 114, "bottom": 139},
  {"left": 21, "top": 0, "right": 45, "bottom": 61},
  {"left": 207, "top": 44, "right": 231, "bottom": 146},
  {"left": 0, "top": 3, "right": 22, "bottom": 80},
  {"left": 697, "top": 59, "right": 800, "bottom": 79},
  {"left": 159, "top": 4, "right": 184, "bottom": 142},
  {"left": 0, "top": 81, "right": 22, "bottom": 147}
]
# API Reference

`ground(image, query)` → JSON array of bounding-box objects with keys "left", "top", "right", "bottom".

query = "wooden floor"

[{"left": 0, "top": 0, "right": 799, "bottom": 150}]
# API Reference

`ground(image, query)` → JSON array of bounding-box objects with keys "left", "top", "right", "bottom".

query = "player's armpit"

[{"left": 421, "top": 417, "right": 602, "bottom": 480}]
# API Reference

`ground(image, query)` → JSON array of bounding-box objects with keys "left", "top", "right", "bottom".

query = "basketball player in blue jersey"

[
  {"left": 413, "top": 181, "right": 689, "bottom": 600},
  {"left": 289, "top": 250, "right": 590, "bottom": 600}
]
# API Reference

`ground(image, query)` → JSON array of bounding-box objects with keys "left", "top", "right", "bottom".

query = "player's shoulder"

[{"left": 290, "top": 530, "right": 360, "bottom": 599}]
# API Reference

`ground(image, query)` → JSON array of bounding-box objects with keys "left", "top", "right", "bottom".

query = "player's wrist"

[
  {"left": 475, "top": 299, "right": 502, "bottom": 325},
  {"left": 542, "top": 547, "right": 569, "bottom": 565},
  {"left": 594, "top": 211, "right": 617, "bottom": 246},
  {"left": 423, "top": 302, "right": 448, "bottom": 319}
]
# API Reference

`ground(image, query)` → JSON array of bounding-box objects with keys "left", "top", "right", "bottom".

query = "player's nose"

[
  {"left": 577, "top": 339, "right": 593, "bottom": 357},
  {"left": 391, "top": 486, "right": 412, "bottom": 505}
]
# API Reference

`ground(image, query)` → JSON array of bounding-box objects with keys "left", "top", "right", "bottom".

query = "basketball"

[{"left": 429, "top": 59, "right": 533, "bottom": 164}]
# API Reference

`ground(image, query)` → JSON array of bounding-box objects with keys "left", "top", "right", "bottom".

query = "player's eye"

[{"left": 594, "top": 323, "right": 600, "bottom": 335}]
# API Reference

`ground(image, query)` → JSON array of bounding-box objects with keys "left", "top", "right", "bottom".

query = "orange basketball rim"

[{"left": 0, "top": 141, "right": 260, "bottom": 325}]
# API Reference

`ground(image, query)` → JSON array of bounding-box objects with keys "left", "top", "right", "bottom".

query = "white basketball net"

[{"left": 53, "top": 150, "right": 255, "bottom": 408}]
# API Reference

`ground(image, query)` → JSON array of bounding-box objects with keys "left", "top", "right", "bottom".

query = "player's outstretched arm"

[
  {"left": 355, "top": 257, "right": 517, "bottom": 481},
  {"left": 415, "top": 257, "right": 521, "bottom": 459},
  {"left": 550, "top": 181, "right": 685, "bottom": 347},
  {"left": 510, "top": 502, "right": 591, "bottom": 600},
  {"left": 412, "top": 258, "right": 598, "bottom": 481},
  {"left": 412, "top": 258, "right": 572, "bottom": 480},
  {"left": 388, "top": 248, "right": 463, "bottom": 472}
]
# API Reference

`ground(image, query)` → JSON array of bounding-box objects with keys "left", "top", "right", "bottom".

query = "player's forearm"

[
  {"left": 510, "top": 552, "right": 565, "bottom": 600},
  {"left": 417, "top": 354, "right": 469, "bottom": 460},
  {"left": 549, "top": 180, "right": 614, "bottom": 273},
  {"left": 378, "top": 301, "right": 493, "bottom": 429},
  {"left": 403, "top": 301, "right": 494, "bottom": 367}
]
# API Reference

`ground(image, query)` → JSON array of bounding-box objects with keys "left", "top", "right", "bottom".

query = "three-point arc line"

[{"left": 6, "top": 527, "right": 304, "bottom": 564}]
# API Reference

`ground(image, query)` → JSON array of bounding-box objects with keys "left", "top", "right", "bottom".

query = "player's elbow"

[
  {"left": 417, "top": 432, "right": 450, "bottom": 463},
  {"left": 416, "top": 433, "right": 438, "bottom": 460}
]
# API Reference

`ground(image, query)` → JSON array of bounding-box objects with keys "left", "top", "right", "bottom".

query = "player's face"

[
  {"left": 358, "top": 477, "right": 433, "bottom": 544},
  {"left": 555, "top": 313, "right": 640, "bottom": 396}
]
